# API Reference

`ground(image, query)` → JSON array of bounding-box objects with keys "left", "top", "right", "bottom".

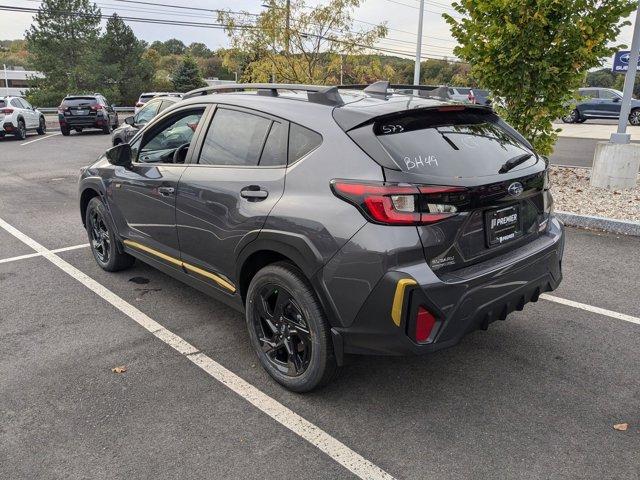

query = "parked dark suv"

[
  {"left": 112, "top": 95, "right": 181, "bottom": 145},
  {"left": 58, "top": 94, "right": 119, "bottom": 135},
  {"left": 562, "top": 87, "right": 640, "bottom": 124},
  {"left": 78, "top": 82, "right": 564, "bottom": 391}
]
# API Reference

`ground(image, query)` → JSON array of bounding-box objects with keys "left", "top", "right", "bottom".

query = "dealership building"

[{"left": 2, "top": 66, "right": 44, "bottom": 96}]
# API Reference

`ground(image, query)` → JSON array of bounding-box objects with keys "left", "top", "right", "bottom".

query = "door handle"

[
  {"left": 158, "top": 186, "right": 175, "bottom": 196},
  {"left": 240, "top": 186, "right": 268, "bottom": 201}
]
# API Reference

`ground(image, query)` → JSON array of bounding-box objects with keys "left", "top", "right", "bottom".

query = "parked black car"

[
  {"left": 58, "top": 94, "right": 119, "bottom": 135},
  {"left": 562, "top": 87, "right": 640, "bottom": 124},
  {"left": 112, "top": 95, "right": 181, "bottom": 146},
  {"left": 78, "top": 82, "right": 564, "bottom": 392}
]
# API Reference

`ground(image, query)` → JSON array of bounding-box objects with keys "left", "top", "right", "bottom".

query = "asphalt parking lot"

[{"left": 1, "top": 131, "right": 639, "bottom": 480}]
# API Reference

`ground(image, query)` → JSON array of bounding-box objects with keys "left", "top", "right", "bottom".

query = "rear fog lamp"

[{"left": 415, "top": 306, "right": 437, "bottom": 343}]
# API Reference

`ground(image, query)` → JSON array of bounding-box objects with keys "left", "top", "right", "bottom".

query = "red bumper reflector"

[{"left": 415, "top": 306, "right": 436, "bottom": 343}]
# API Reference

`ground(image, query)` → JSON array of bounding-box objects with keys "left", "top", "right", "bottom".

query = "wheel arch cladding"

[{"left": 80, "top": 187, "right": 101, "bottom": 225}]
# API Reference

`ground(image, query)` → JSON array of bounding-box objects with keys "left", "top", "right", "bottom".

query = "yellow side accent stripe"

[
  {"left": 123, "top": 239, "right": 236, "bottom": 293},
  {"left": 391, "top": 278, "right": 417, "bottom": 327}
]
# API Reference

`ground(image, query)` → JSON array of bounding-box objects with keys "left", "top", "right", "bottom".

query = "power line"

[{"left": 1, "top": 4, "right": 461, "bottom": 61}]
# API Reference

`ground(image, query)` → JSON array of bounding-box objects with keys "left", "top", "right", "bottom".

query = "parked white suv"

[
  {"left": 0, "top": 96, "right": 46, "bottom": 140},
  {"left": 135, "top": 92, "right": 182, "bottom": 114}
]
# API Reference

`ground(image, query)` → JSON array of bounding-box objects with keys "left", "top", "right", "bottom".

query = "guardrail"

[{"left": 39, "top": 107, "right": 135, "bottom": 114}]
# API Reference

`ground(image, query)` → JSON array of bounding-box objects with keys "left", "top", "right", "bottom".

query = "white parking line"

[
  {"left": 0, "top": 243, "right": 89, "bottom": 265},
  {"left": 541, "top": 294, "right": 640, "bottom": 326},
  {"left": 20, "top": 132, "right": 62, "bottom": 146},
  {"left": 0, "top": 217, "right": 395, "bottom": 480}
]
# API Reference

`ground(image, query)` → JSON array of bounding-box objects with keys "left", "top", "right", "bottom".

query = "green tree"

[
  {"left": 163, "top": 39, "right": 187, "bottom": 55},
  {"left": 444, "top": 0, "right": 635, "bottom": 155},
  {"left": 25, "top": 0, "right": 102, "bottom": 106},
  {"left": 171, "top": 55, "right": 206, "bottom": 92},
  {"left": 218, "top": 0, "right": 388, "bottom": 84},
  {"left": 188, "top": 42, "right": 211, "bottom": 58},
  {"left": 586, "top": 68, "right": 616, "bottom": 88},
  {"left": 100, "top": 14, "right": 155, "bottom": 105}
]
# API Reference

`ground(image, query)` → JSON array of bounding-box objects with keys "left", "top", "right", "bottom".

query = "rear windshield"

[
  {"left": 139, "top": 94, "right": 156, "bottom": 102},
  {"left": 374, "top": 108, "right": 535, "bottom": 178},
  {"left": 455, "top": 88, "right": 471, "bottom": 94},
  {"left": 62, "top": 97, "right": 97, "bottom": 107}
]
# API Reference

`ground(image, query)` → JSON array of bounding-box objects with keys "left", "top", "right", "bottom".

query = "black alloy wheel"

[
  {"left": 15, "top": 120, "right": 26, "bottom": 140},
  {"left": 85, "top": 197, "right": 134, "bottom": 272},
  {"left": 252, "top": 283, "right": 312, "bottom": 377},
  {"left": 37, "top": 117, "right": 46, "bottom": 135},
  {"left": 246, "top": 263, "right": 338, "bottom": 392},
  {"left": 629, "top": 109, "right": 640, "bottom": 126},
  {"left": 89, "top": 208, "right": 110, "bottom": 264}
]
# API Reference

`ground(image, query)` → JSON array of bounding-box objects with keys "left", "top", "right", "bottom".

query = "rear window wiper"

[{"left": 499, "top": 153, "right": 533, "bottom": 174}]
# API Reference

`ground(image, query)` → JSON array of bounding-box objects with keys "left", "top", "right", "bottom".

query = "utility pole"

[
  {"left": 3, "top": 64, "right": 8, "bottom": 96},
  {"left": 413, "top": 0, "right": 425, "bottom": 88},
  {"left": 285, "top": 0, "right": 291, "bottom": 54}
]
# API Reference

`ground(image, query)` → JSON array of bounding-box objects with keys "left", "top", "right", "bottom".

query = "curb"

[{"left": 556, "top": 210, "right": 640, "bottom": 236}]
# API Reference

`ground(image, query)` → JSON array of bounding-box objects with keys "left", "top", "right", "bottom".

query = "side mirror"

[
  {"left": 106, "top": 143, "right": 132, "bottom": 168},
  {"left": 125, "top": 116, "right": 135, "bottom": 126},
  {"left": 613, "top": 97, "right": 621, "bottom": 102}
]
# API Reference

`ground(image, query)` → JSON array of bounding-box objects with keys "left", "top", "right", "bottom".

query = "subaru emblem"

[{"left": 508, "top": 182, "right": 524, "bottom": 197}]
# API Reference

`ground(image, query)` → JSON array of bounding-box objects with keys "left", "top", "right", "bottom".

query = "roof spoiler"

[{"left": 183, "top": 83, "right": 344, "bottom": 106}]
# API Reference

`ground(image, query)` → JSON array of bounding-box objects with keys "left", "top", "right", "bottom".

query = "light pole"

[
  {"left": 590, "top": 0, "right": 640, "bottom": 189},
  {"left": 612, "top": 0, "right": 640, "bottom": 143},
  {"left": 413, "top": 0, "right": 425, "bottom": 88}
]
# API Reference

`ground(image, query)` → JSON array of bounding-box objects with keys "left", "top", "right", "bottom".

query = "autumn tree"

[
  {"left": 444, "top": 0, "right": 636, "bottom": 155},
  {"left": 217, "top": 0, "right": 388, "bottom": 84}
]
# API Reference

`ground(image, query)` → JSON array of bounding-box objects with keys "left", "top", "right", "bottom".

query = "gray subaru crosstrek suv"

[{"left": 78, "top": 82, "right": 564, "bottom": 392}]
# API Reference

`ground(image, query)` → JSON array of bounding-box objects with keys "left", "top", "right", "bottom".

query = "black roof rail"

[
  {"left": 338, "top": 82, "right": 446, "bottom": 98},
  {"left": 183, "top": 83, "right": 344, "bottom": 106}
]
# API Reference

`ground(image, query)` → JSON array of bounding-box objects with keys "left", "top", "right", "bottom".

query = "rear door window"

[
  {"left": 198, "top": 108, "right": 272, "bottom": 166},
  {"left": 259, "top": 120, "right": 288, "bottom": 166},
  {"left": 374, "top": 108, "right": 536, "bottom": 178}
]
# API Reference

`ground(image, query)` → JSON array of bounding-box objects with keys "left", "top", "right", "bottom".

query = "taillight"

[
  {"left": 414, "top": 306, "right": 437, "bottom": 343},
  {"left": 90, "top": 104, "right": 103, "bottom": 111},
  {"left": 0, "top": 108, "right": 14, "bottom": 114},
  {"left": 331, "top": 180, "right": 467, "bottom": 226}
]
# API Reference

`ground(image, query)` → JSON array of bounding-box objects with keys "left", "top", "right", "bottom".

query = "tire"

[
  {"left": 629, "top": 109, "right": 640, "bottom": 126},
  {"left": 561, "top": 109, "right": 580, "bottom": 124},
  {"left": 14, "top": 120, "right": 26, "bottom": 140},
  {"left": 102, "top": 122, "right": 112, "bottom": 134},
  {"left": 36, "top": 116, "right": 46, "bottom": 135},
  {"left": 75, "top": 127, "right": 83, "bottom": 133},
  {"left": 245, "top": 262, "right": 338, "bottom": 392},
  {"left": 85, "top": 197, "right": 135, "bottom": 272},
  {"left": 61, "top": 126, "right": 71, "bottom": 136}
]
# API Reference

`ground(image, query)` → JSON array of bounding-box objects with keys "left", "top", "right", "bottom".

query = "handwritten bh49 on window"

[{"left": 404, "top": 155, "right": 438, "bottom": 171}]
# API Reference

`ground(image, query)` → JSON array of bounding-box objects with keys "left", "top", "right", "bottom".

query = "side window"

[
  {"left": 20, "top": 98, "right": 32, "bottom": 109},
  {"left": 10, "top": 98, "right": 22, "bottom": 108},
  {"left": 135, "top": 100, "right": 160, "bottom": 125},
  {"left": 600, "top": 90, "right": 619, "bottom": 100},
  {"left": 259, "top": 121, "right": 288, "bottom": 166},
  {"left": 288, "top": 124, "right": 322, "bottom": 163},
  {"left": 158, "top": 100, "right": 174, "bottom": 113},
  {"left": 198, "top": 108, "right": 271, "bottom": 166},
  {"left": 138, "top": 108, "right": 205, "bottom": 164}
]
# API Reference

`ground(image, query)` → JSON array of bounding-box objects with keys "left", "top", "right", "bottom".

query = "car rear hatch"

[
  {"left": 60, "top": 97, "right": 99, "bottom": 124},
  {"left": 335, "top": 103, "right": 553, "bottom": 275}
]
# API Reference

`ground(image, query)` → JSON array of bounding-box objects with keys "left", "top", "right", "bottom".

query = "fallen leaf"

[
  {"left": 111, "top": 366, "right": 127, "bottom": 374},
  {"left": 613, "top": 423, "right": 628, "bottom": 431}
]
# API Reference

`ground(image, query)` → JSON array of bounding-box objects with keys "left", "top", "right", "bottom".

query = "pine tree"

[
  {"left": 100, "top": 13, "right": 155, "bottom": 105},
  {"left": 25, "top": 0, "right": 102, "bottom": 105},
  {"left": 171, "top": 56, "right": 206, "bottom": 93}
]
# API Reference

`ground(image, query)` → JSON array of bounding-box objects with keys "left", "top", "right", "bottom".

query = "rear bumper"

[
  {"left": 59, "top": 114, "right": 106, "bottom": 128},
  {"left": 333, "top": 216, "right": 565, "bottom": 356}
]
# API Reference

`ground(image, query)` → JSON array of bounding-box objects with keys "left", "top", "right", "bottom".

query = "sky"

[{"left": 0, "top": 0, "right": 635, "bottom": 66}]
